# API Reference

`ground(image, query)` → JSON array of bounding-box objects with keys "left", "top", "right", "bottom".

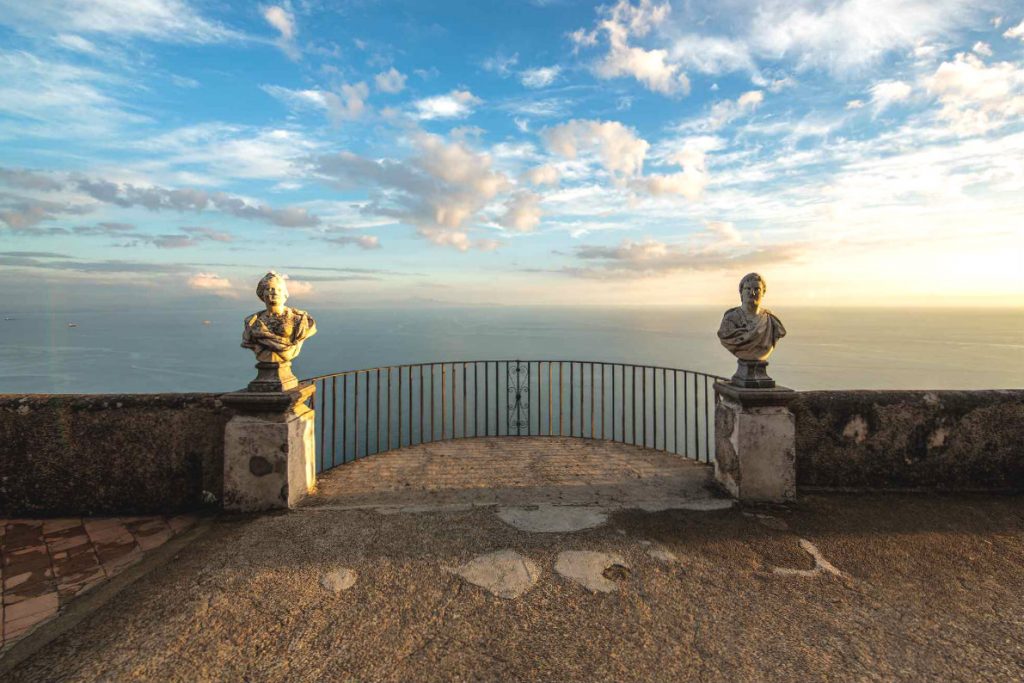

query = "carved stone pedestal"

[
  {"left": 220, "top": 384, "right": 316, "bottom": 512},
  {"left": 730, "top": 359, "right": 775, "bottom": 388},
  {"left": 713, "top": 382, "right": 797, "bottom": 503},
  {"left": 248, "top": 360, "right": 298, "bottom": 392}
]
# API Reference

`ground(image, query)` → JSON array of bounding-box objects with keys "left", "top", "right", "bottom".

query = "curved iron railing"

[{"left": 303, "top": 360, "right": 726, "bottom": 474}]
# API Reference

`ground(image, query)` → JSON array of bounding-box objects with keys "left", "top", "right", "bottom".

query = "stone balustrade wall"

[
  {"left": 791, "top": 390, "right": 1024, "bottom": 491},
  {"left": 2, "top": 388, "right": 1022, "bottom": 516},
  {"left": 0, "top": 394, "right": 230, "bottom": 516}
]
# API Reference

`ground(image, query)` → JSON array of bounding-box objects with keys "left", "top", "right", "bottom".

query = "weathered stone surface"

[
  {"left": 320, "top": 568, "right": 358, "bottom": 593},
  {"left": 0, "top": 394, "right": 228, "bottom": 517},
  {"left": 496, "top": 505, "right": 608, "bottom": 532},
  {"left": 223, "top": 392, "right": 316, "bottom": 512},
  {"left": 772, "top": 539, "right": 845, "bottom": 578},
  {"left": 714, "top": 386, "right": 796, "bottom": 503},
  {"left": 647, "top": 547, "right": 679, "bottom": 564},
  {"left": 554, "top": 550, "right": 629, "bottom": 593},
  {"left": 791, "top": 390, "right": 1024, "bottom": 490},
  {"left": 453, "top": 550, "right": 541, "bottom": 599}
]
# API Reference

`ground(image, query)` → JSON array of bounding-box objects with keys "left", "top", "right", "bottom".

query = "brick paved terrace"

[{"left": 306, "top": 436, "right": 715, "bottom": 510}]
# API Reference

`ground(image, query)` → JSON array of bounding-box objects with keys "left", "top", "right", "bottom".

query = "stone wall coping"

[{"left": 713, "top": 382, "right": 797, "bottom": 408}]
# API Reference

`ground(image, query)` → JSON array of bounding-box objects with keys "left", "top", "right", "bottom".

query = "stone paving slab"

[{"left": 0, "top": 514, "right": 199, "bottom": 652}]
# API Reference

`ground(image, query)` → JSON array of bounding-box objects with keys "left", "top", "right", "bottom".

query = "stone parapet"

[
  {"left": 791, "top": 389, "right": 1024, "bottom": 491},
  {"left": 0, "top": 394, "right": 228, "bottom": 517},
  {"left": 220, "top": 384, "right": 317, "bottom": 511},
  {"left": 714, "top": 383, "right": 797, "bottom": 503}
]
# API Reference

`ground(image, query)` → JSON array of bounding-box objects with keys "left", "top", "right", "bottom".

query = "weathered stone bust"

[
  {"left": 718, "top": 272, "right": 785, "bottom": 388},
  {"left": 241, "top": 272, "right": 317, "bottom": 391}
]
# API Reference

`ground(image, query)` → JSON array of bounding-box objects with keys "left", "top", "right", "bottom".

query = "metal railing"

[{"left": 303, "top": 360, "right": 726, "bottom": 474}]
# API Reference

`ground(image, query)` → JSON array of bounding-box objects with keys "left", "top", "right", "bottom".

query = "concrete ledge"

[{"left": 792, "top": 390, "right": 1024, "bottom": 491}]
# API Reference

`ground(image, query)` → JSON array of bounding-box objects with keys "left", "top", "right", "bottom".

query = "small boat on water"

[
  {"left": 202, "top": 320, "right": 212, "bottom": 325},
  {"left": 67, "top": 322, "right": 78, "bottom": 328},
  {"left": 3, "top": 317, "right": 14, "bottom": 320}
]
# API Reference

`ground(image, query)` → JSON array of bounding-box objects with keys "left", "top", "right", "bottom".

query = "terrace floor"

[
  {"left": 306, "top": 436, "right": 717, "bottom": 511},
  {"left": 2, "top": 438, "right": 1023, "bottom": 682}
]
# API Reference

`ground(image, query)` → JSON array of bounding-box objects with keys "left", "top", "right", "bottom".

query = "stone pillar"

[
  {"left": 220, "top": 384, "right": 316, "bottom": 512},
  {"left": 713, "top": 382, "right": 797, "bottom": 503}
]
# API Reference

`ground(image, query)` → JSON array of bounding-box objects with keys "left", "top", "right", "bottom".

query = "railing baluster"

[
  {"left": 673, "top": 370, "right": 678, "bottom": 455},
  {"left": 386, "top": 368, "right": 392, "bottom": 451},
  {"left": 342, "top": 374, "right": 348, "bottom": 463},
  {"left": 318, "top": 379, "right": 325, "bottom": 472},
  {"left": 704, "top": 375, "right": 711, "bottom": 463},
  {"left": 331, "top": 377, "right": 337, "bottom": 467},
  {"left": 642, "top": 365, "right": 647, "bottom": 449},
  {"left": 354, "top": 372, "right": 360, "bottom": 458},
  {"left": 474, "top": 362, "right": 479, "bottom": 437},
  {"left": 692, "top": 372, "right": 698, "bottom": 460},
  {"left": 614, "top": 366, "right": 622, "bottom": 446},
  {"left": 462, "top": 362, "right": 467, "bottom": 439},
  {"left": 419, "top": 365, "right": 424, "bottom": 445},
  {"left": 569, "top": 362, "right": 574, "bottom": 438},
  {"left": 600, "top": 363, "right": 605, "bottom": 440},
  {"left": 398, "top": 367, "right": 402, "bottom": 449}
]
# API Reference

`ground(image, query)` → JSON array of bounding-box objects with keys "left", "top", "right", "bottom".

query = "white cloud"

[
  {"left": 632, "top": 137, "right": 712, "bottom": 200},
  {"left": 520, "top": 66, "right": 561, "bottom": 88},
  {"left": 972, "top": 41, "right": 993, "bottom": 57},
  {"left": 414, "top": 90, "right": 481, "bottom": 120},
  {"left": 846, "top": 99, "right": 865, "bottom": 109},
  {"left": 482, "top": 52, "right": 519, "bottom": 76},
  {"left": 188, "top": 272, "right": 235, "bottom": 294},
  {"left": 325, "top": 234, "right": 381, "bottom": 249},
  {"left": 262, "top": 83, "right": 369, "bottom": 122},
  {"left": 702, "top": 220, "right": 743, "bottom": 246},
  {"left": 0, "top": 0, "right": 239, "bottom": 44},
  {"left": 1004, "top": 19, "right": 1024, "bottom": 41},
  {"left": 136, "top": 124, "right": 318, "bottom": 181},
  {"left": 374, "top": 67, "right": 406, "bottom": 94},
  {"left": 523, "top": 164, "right": 560, "bottom": 186},
  {"left": 54, "top": 34, "right": 99, "bottom": 54},
  {"left": 870, "top": 80, "right": 913, "bottom": 112},
  {"left": 263, "top": 5, "right": 294, "bottom": 40},
  {"left": 313, "top": 131, "right": 512, "bottom": 249},
  {"left": 498, "top": 192, "right": 542, "bottom": 232},
  {"left": 678, "top": 90, "right": 764, "bottom": 132},
  {"left": 748, "top": 0, "right": 986, "bottom": 75},
  {"left": 0, "top": 50, "right": 149, "bottom": 140},
  {"left": 543, "top": 119, "right": 650, "bottom": 178},
  {"left": 263, "top": 5, "right": 298, "bottom": 58},
  {"left": 280, "top": 274, "right": 313, "bottom": 295},
  {"left": 924, "top": 52, "right": 1024, "bottom": 134},
  {"left": 574, "top": 0, "right": 689, "bottom": 95}
]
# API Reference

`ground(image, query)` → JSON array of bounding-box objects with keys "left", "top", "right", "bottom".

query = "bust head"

[
  {"left": 256, "top": 271, "right": 289, "bottom": 312},
  {"left": 738, "top": 272, "right": 766, "bottom": 313}
]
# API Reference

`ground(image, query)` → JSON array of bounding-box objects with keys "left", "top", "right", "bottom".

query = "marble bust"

[
  {"left": 718, "top": 273, "right": 785, "bottom": 387},
  {"left": 241, "top": 272, "right": 317, "bottom": 391}
]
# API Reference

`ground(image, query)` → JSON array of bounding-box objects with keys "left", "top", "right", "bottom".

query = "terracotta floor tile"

[
  {"left": 3, "top": 564, "right": 53, "bottom": 590},
  {"left": 4, "top": 592, "right": 58, "bottom": 622},
  {"left": 53, "top": 552, "right": 101, "bottom": 578},
  {"left": 41, "top": 519, "right": 82, "bottom": 535},
  {"left": 4, "top": 551, "right": 52, "bottom": 573}
]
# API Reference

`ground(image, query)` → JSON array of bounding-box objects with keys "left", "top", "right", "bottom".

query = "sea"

[{"left": 1, "top": 306, "right": 1022, "bottom": 394}]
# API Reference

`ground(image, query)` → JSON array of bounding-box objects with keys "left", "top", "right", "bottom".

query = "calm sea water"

[{"left": 0, "top": 306, "right": 1021, "bottom": 394}]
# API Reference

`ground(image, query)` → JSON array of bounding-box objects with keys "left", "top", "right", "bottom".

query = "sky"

[{"left": 0, "top": 0, "right": 1022, "bottom": 310}]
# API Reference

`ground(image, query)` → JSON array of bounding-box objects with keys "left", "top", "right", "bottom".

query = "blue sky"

[{"left": 1, "top": 0, "right": 1022, "bottom": 309}]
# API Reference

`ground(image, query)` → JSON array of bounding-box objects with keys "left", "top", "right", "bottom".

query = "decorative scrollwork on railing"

[{"left": 506, "top": 361, "right": 530, "bottom": 434}]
